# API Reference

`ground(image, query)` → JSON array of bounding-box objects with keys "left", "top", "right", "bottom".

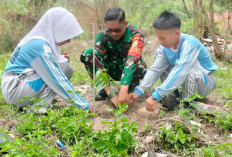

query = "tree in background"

[
  {"left": 197, "top": 0, "right": 223, "bottom": 58},
  {"left": 0, "top": 0, "right": 59, "bottom": 52},
  {"left": 93, "top": 0, "right": 117, "bottom": 29},
  {"left": 195, "top": 0, "right": 231, "bottom": 58},
  {"left": 216, "top": 0, "right": 231, "bottom": 54},
  {"left": 0, "top": 0, "right": 231, "bottom": 59}
]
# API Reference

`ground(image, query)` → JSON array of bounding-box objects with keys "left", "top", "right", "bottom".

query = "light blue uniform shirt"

[
  {"left": 4, "top": 39, "right": 90, "bottom": 110},
  {"left": 135, "top": 33, "right": 217, "bottom": 100}
]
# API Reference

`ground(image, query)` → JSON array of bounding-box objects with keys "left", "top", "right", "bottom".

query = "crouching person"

[
  {"left": 129, "top": 11, "right": 217, "bottom": 112},
  {"left": 1, "top": 7, "right": 94, "bottom": 113},
  {"left": 80, "top": 7, "right": 147, "bottom": 108}
]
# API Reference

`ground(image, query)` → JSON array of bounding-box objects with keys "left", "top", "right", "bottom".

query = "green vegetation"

[
  {"left": 1, "top": 0, "right": 231, "bottom": 53},
  {"left": 93, "top": 104, "right": 138, "bottom": 156},
  {"left": 0, "top": 103, "right": 139, "bottom": 156},
  {"left": 0, "top": 0, "right": 232, "bottom": 156},
  {"left": 1, "top": 52, "right": 231, "bottom": 156}
]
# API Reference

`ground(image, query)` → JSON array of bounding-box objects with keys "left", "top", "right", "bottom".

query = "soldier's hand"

[
  {"left": 128, "top": 92, "right": 139, "bottom": 105},
  {"left": 110, "top": 95, "right": 119, "bottom": 109},
  {"left": 118, "top": 85, "right": 129, "bottom": 105}
]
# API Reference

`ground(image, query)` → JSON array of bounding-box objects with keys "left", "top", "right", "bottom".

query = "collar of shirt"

[{"left": 122, "top": 26, "right": 132, "bottom": 43}]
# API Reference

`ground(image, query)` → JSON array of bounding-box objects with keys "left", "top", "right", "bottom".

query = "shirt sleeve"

[
  {"left": 152, "top": 40, "right": 200, "bottom": 101},
  {"left": 94, "top": 32, "right": 108, "bottom": 69},
  {"left": 120, "top": 34, "right": 144, "bottom": 85},
  {"left": 134, "top": 47, "right": 170, "bottom": 96},
  {"left": 30, "top": 44, "right": 90, "bottom": 110}
]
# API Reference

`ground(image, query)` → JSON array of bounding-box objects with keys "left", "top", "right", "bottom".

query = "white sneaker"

[{"left": 26, "top": 106, "right": 47, "bottom": 114}]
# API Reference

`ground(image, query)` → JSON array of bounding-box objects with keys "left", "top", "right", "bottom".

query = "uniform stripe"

[
  {"left": 42, "top": 53, "right": 87, "bottom": 108},
  {"left": 160, "top": 42, "right": 189, "bottom": 88},
  {"left": 160, "top": 41, "right": 191, "bottom": 89},
  {"left": 42, "top": 53, "right": 86, "bottom": 108}
]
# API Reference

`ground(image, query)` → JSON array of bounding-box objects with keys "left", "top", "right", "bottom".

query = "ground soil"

[{"left": 53, "top": 82, "right": 231, "bottom": 156}]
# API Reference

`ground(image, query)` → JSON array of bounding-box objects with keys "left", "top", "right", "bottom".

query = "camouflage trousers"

[{"left": 80, "top": 48, "right": 147, "bottom": 92}]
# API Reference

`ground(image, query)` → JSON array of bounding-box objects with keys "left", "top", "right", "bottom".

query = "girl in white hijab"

[{"left": 1, "top": 7, "right": 93, "bottom": 113}]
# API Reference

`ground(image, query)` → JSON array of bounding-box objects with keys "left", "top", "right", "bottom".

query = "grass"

[
  {"left": 0, "top": 53, "right": 10, "bottom": 105},
  {"left": 69, "top": 57, "right": 91, "bottom": 85},
  {"left": 213, "top": 61, "right": 232, "bottom": 100},
  {"left": 0, "top": 51, "right": 232, "bottom": 156}
]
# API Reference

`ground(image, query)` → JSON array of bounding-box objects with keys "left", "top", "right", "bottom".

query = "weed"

[
  {"left": 93, "top": 103, "right": 139, "bottom": 156},
  {"left": 156, "top": 121, "right": 198, "bottom": 152}
]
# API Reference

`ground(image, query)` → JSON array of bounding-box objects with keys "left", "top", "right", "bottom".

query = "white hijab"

[{"left": 18, "top": 7, "right": 83, "bottom": 63}]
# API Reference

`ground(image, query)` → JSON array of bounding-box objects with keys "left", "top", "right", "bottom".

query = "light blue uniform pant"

[
  {"left": 160, "top": 62, "right": 216, "bottom": 99},
  {"left": 1, "top": 62, "right": 73, "bottom": 108}
]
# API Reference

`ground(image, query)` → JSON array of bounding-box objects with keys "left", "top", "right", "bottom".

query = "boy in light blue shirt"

[{"left": 128, "top": 10, "right": 217, "bottom": 112}]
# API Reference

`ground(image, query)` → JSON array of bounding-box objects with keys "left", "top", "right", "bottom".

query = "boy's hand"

[{"left": 146, "top": 96, "right": 161, "bottom": 114}]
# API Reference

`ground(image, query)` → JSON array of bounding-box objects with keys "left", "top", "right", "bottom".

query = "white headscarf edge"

[{"left": 18, "top": 7, "right": 83, "bottom": 63}]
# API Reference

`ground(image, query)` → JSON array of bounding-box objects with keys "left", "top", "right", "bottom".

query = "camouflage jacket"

[{"left": 95, "top": 24, "right": 146, "bottom": 85}]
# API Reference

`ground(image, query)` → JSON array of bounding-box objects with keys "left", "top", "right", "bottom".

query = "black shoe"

[
  {"left": 95, "top": 89, "right": 108, "bottom": 100},
  {"left": 161, "top": 90, "right": 180, "bottom": 111},
  {"left": 183, "top": 101, "right": 197, "bottom": 111}
]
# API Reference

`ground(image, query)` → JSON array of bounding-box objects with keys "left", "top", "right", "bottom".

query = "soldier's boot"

[{"left": 95, "top": 89, "right": 108, "bottom": 100}]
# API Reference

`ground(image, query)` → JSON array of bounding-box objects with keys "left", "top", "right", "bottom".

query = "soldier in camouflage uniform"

[{"left": 80, "top": 7, "right": 147, "bottom": 107}]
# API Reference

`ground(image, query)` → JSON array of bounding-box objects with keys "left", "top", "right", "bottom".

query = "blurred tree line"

[{"left": 0, "top": 0, "right": 231, "bottom": 58}]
